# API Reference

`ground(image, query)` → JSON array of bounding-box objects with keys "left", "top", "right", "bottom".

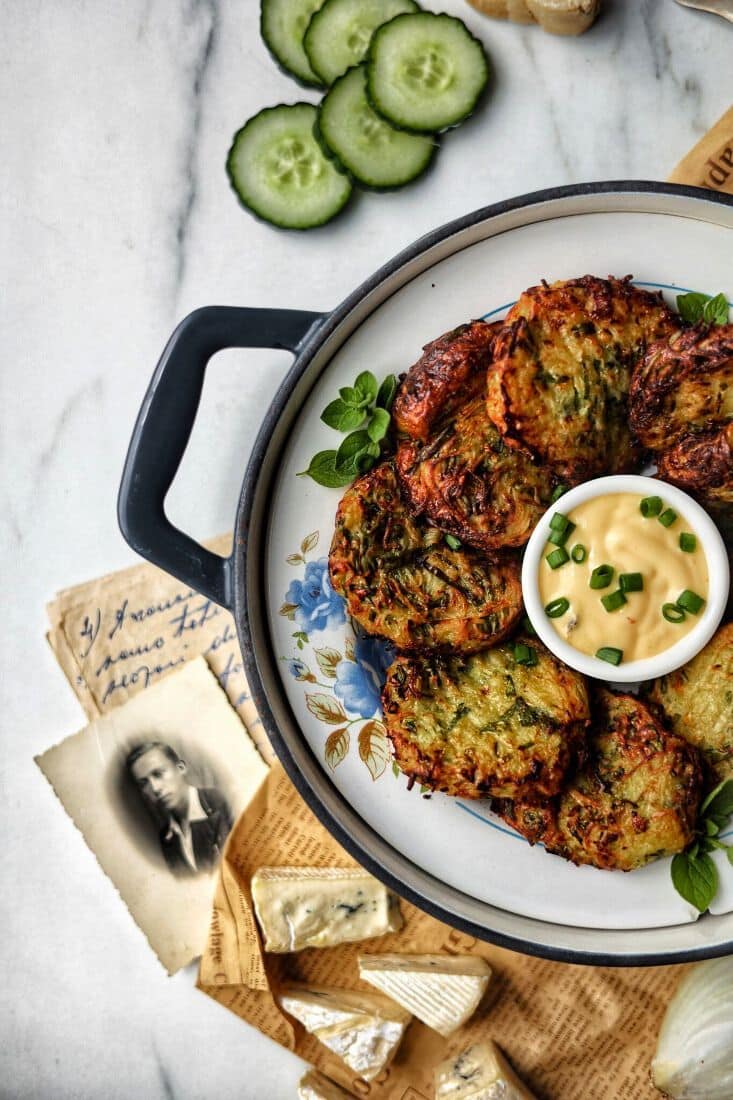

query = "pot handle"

[{"left": 118, "top": 306, "right": 325, "bottom": 609}]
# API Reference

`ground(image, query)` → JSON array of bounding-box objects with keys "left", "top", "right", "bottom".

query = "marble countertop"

[{"left": 1, "top": 1, "right": 729, "bottom": 1096}]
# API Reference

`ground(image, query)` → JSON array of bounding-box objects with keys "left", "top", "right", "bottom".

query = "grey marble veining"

[{"left": 0, "top": 0, "right": 729, "bottom": 1096}]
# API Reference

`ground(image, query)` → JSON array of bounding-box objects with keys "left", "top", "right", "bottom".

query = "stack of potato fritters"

[{"left": 328, "top": 275, "right": 731, "bottom": 872}]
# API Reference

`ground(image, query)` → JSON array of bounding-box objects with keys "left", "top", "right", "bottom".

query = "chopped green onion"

[
  {"left": 663, "top": 603, "right": 686, "bottom": 623},
  {"left": 658, "top": 508, "right": 677, "bottom": 528},
  {"left": 513, "top": 643, "right": 538, "bottom": 666},
  {"left": 571, "top": 544, "right": 587, "bottom": 563},
  {"left": 549, "top": 512, "right": 570, "bottom": 533},
  {"left": 590, "top": 564, "right": 614, "bottom": 589},
  {"left": 521, "top": 615, "right": 537, "bottom": 637},
  {"left": 677, "top": 589, "right": 705, "bottom": 614},
  {"left": 619, "top": 572, "right": 643, "bottom": 593},
  {"left": 550, "top": 484, "right": 567, "bottom": 503},
  {"left": 679, "top": 533, "right": 696, "bottom": 553},
  {"left": 596, "top": 646, "right": 623, "bottom": 666},
  {"left": 640, "top": 496, "right": 663, "bottom": 518},
  {"left": 548, "top": 522, "right": 575, "bottom": 547},
  {"left": 445, "top": 533, "right": 462, "bottom": 550},
  {"left": 601, "top": 588, "right": 627, "bottom": 612},
  {"left": 546, "top": 547, "right": 569, "bottom": 569},
  {"left": 545, "top": 597, "right": 570, "bottom": 618}
]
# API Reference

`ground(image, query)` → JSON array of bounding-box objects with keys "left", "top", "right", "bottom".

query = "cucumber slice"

[
  {"left": 317, "top": 65, "right": 435, "bottom": 190},
  {"left": 260, "top": 0, "right": 326, "bottom": 86},
  {"left": 304, "top": 0, "right": 419, "bottom": 86},
  {"left": 226, "top": 104, "right": 352, "bottom": 229},
  {"left": 367, "top": 12, "right": 490, "bottom": 133}
]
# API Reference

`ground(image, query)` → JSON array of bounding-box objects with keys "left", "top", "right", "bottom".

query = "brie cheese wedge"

[
  {"left": 279, "top": 983, "right": 411, "bottom": 1081},
  {"left": 298, "top": 1068, "right": 355, "bottom": 1100},
  {"left": 251, "top": 867, "right": 403, "bottom": 953},
  {"left": 358, "top": 953, "right": 491, "bottom": 1037},
  {"left": 435, "top": 1041, "right": 537, "bottom": 1100}
]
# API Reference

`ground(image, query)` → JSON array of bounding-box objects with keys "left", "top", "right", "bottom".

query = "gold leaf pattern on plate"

[
  {"left": 325, "top": 727, "right": 350, "bottom": 769},
  {"left": 306, "top": 693, "right": 348, "bottom": 725},
  {"left": 358, "top": 720, "right": 390, "bottom": 781}
]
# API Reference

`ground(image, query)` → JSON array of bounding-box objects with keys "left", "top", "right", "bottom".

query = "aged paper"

[
  {"left": 37, "top": 658, "right": 268, "bottom": 974},
  {"left": 198, "top": 764, "right": 685, "bottom": 1100},
  {"left": 46, "top": 534, "right": 275, "bottom": 765},
  {"left": 669, "top": 104, "right": 733, "bottom": 194}
]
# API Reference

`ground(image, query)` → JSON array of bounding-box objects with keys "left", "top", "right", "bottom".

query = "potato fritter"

[
  {"left": 487, "top": 276, "right": 679, "bottom": 483},
  {"left": 656, "top": 423, "right": 733, "bottom": 507},
  {"left": 392, "top": 320, "right": 498, "bottom": 441},
  {"left": 328, "top": 462, "right": 523, "bottom": 653},
  {"left": 381, "top": 639, "right": 589, "bottom": 800},
  {"left": 648, "top": 623, "right": 733, "bottom": 786},
  {"left": 629, "top": 323, "right": 733, "bottom": 452},
  {"left": 495, "top": 690, "right": 702, "bottom": 872},
  {"left": 395, "top": 395, "right": 556, "bottom": 552}
]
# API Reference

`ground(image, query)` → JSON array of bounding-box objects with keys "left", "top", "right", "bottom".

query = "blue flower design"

[
  {"left": 285, "top": 558, "right": 346, "bottom": 635},
  {"left": 287, "top": 659, "right": 311, "bottom": 682},
  {"left": 334, "top": 634, "right": 395, "bottom": 718}
]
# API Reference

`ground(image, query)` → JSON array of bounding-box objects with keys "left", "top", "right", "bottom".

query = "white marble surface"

[{"left": 0, "top": 1, "right": 729, "bottom": 1097}]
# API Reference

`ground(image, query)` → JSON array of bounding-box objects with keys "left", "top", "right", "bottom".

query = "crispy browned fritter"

[
  {"left": 392, "top": 320, "right": 498, "bottom": 441},
  {"left": 395, "top": 395, "right": 556, "bottom": 552},
  {"left": 381, "top": 639, "right": 590, "bottom": 801},
  {"left": 656, "top": 423, "right": 733, "bottom": 507},
  {"left": 495, "top": 690, "right": 702, "bottom": 871},
  {"left": 647, "top": 623, "right": 733, "bottom": 787},
  {"left": 487, "top": 276, "right": 679, "bottom": 483},
  {"left": 629, "top": 323, "right": 733, "bottom": 452},
  {"left": 328, "top": 461, "right": 523, "bottom": 653}
]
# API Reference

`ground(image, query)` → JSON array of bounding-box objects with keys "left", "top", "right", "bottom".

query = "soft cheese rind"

[
  {"left": 298, "top": 1068, "right": 355, "bottom": 1100},
  {"left": 435, "top": 1040, "right": 537, "bottom": 1099},
  {"left": 279, "top": 983, "right": 411, "bottom": 1082},
  {"left": 358, "top": 953, "right": 491, "bottom": 1036},
  {"left": 251, "top": 867, "right": 403, "bottom": 952}
]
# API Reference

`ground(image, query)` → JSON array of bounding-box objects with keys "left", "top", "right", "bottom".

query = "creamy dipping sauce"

[{"left": 538, "top": 493, "right": 709, "bottom": 663}]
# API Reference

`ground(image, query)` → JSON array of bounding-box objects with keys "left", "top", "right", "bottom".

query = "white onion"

[{"left": 652, "top": 956, "right": 733, "bottom": 1099}]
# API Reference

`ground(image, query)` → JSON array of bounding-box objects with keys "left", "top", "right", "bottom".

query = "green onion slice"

[
  {"left": 545, "top": 597, "right": 570, "bottom": 618},
  {"left": 548, "top": 522, "right": 575, "bottom": 547},
  {"left": 549, "top": 512, "right": 570, "bottom": 533},
  {"left": 596, "top": 646, "right": 623, "bottom": 666},
  {"left": 640, "top": 496, "right": 663, "bottom": 518},
  {"left": 659, "top": 508, "right": 677, "bottom": 528},
  {"left": 551, "top": 485, "right": 567, "bottom": 503},
  {"left": 601, "top": 588, "right": 627, "bottom": 612},
  {"left": 571, "top": 544, "right": 587, "bottom": 563},
  {"left": 663, "top": 603, "right": 686, "bottom": 623},
  {"left": 513, "top": 643, "right": 538, "bottom": 666},
  {"left": 589, "top": 564, "right": 614, "bottom": 589},
  {"left": 444, "top": 533, "right": 462, "bottom": 550},
  {"left": 679, "top": 533, "right": 696, "bottom": 553},
  {"left": 677, "top": 589, "right": 705, "bottom": 614},
  {"left": 546, "top": 547, "right": 569, "bottom": 569},
  {"left": 619, "top": 572, "right": 643, "bottom": 593}
]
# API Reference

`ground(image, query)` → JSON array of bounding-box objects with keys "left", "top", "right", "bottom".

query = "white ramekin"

[{"left": 521, "top": 475, "right": 730, "bottom": 683}]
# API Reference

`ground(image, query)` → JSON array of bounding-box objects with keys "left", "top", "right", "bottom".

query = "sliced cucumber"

[
  {"left": 260, "top": 0, "right": 326, "bottom": 86},
  {"left": 303, "top": 0, "right": 419, "bottom": 86},
  {"left": 367, "top": 12, "right": 490, "bottom": 133},
  {"left": 317, "top": 65, "right": 435, "bottom": 190},
  {"left": 227, "top": 104, "right": 352, "bottom": 229}
]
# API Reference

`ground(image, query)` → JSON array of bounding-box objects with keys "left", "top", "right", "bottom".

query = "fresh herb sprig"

[
  {"left": 671, "top": 778, "right": 733, "bottom": 912},
  {"left": 299, "top": 370, "right": 398, "bottom": 488},
  {"left": 676, "top": 291, "right": 729, "bottom": 326}
]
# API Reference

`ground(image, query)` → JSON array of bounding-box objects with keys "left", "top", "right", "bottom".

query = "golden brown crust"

[
  {"left": 392, "top": 320, "right": 499, "bottom": 442},
  {"left": 656, "top": 422, "right": 733, "bottom": 507},
  {"left": 395, "top": 395, "right": 556, "bottom": 552},
  {"left": 630, "top": 323, "right": 733, "bottom": 452},
  {"left": 382, "top": 639, "right": 589, "bottom": 800},
  {"left": 495, "top": 689, "right": 703, "bottom": 871},
  {"left": 487, "top": 276, "right": 679, "bottom": 483},
  {"left": 328, "top": 461, "right": 523, "bottom": 653}
]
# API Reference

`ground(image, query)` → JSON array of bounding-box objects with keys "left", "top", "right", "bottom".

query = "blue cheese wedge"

[
  {"left": 279, "top": 983, "right": 411, "bottom": 1081},
  {"left": 298, "top": 1068, "right": 355, "bottom": 1099},
  {"left": 435, "top": 1041, "right": 537, "bottom": 1100},
  {"left": 358, "top": 953, "right": 491, "bottom": 1037},
  {"left": 251, "top": 867, "right": 403, "bottom": 953}
]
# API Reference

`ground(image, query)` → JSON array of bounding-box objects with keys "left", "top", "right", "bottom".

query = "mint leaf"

[
  {"left": 367, "top": 408, "right": 390, "bottom": 443},
  {"left": 297, "top": 451, "right": 354, "bottom": 488},
  {"left": 671, "top": 851, "right": 718, "bottom": 912},
  {"left": 321, "top": 399, "right": 365, "bottom": 433},
  {"left": 445, "top": 534, "right": 462, "bottom": 550},
  {"left": 703, "top": 292, "right": 729, "bottom": 326},
  {"left": 700, "top": 777, "right": 733, "bottom": 821},
  {"left": 376, "top": 374, "right": 398, "bottom": 412},
  {"left": 728, "top": 848, "right": 733, "bottom": 867},
  {"left": 705, "top": 817, "right": 720, "bottom": 836},
  {"left": 354, "top": 370, "right": 378, "bottom": 406},
  {"left": 335, "top": 431, "right": 379, "bottom": 476},
  {"left": 676, "top": 292, "right": 708, "bottom": 324},
  {"left": 339, "top": 386, "right": 371, "bottom": 409}
]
